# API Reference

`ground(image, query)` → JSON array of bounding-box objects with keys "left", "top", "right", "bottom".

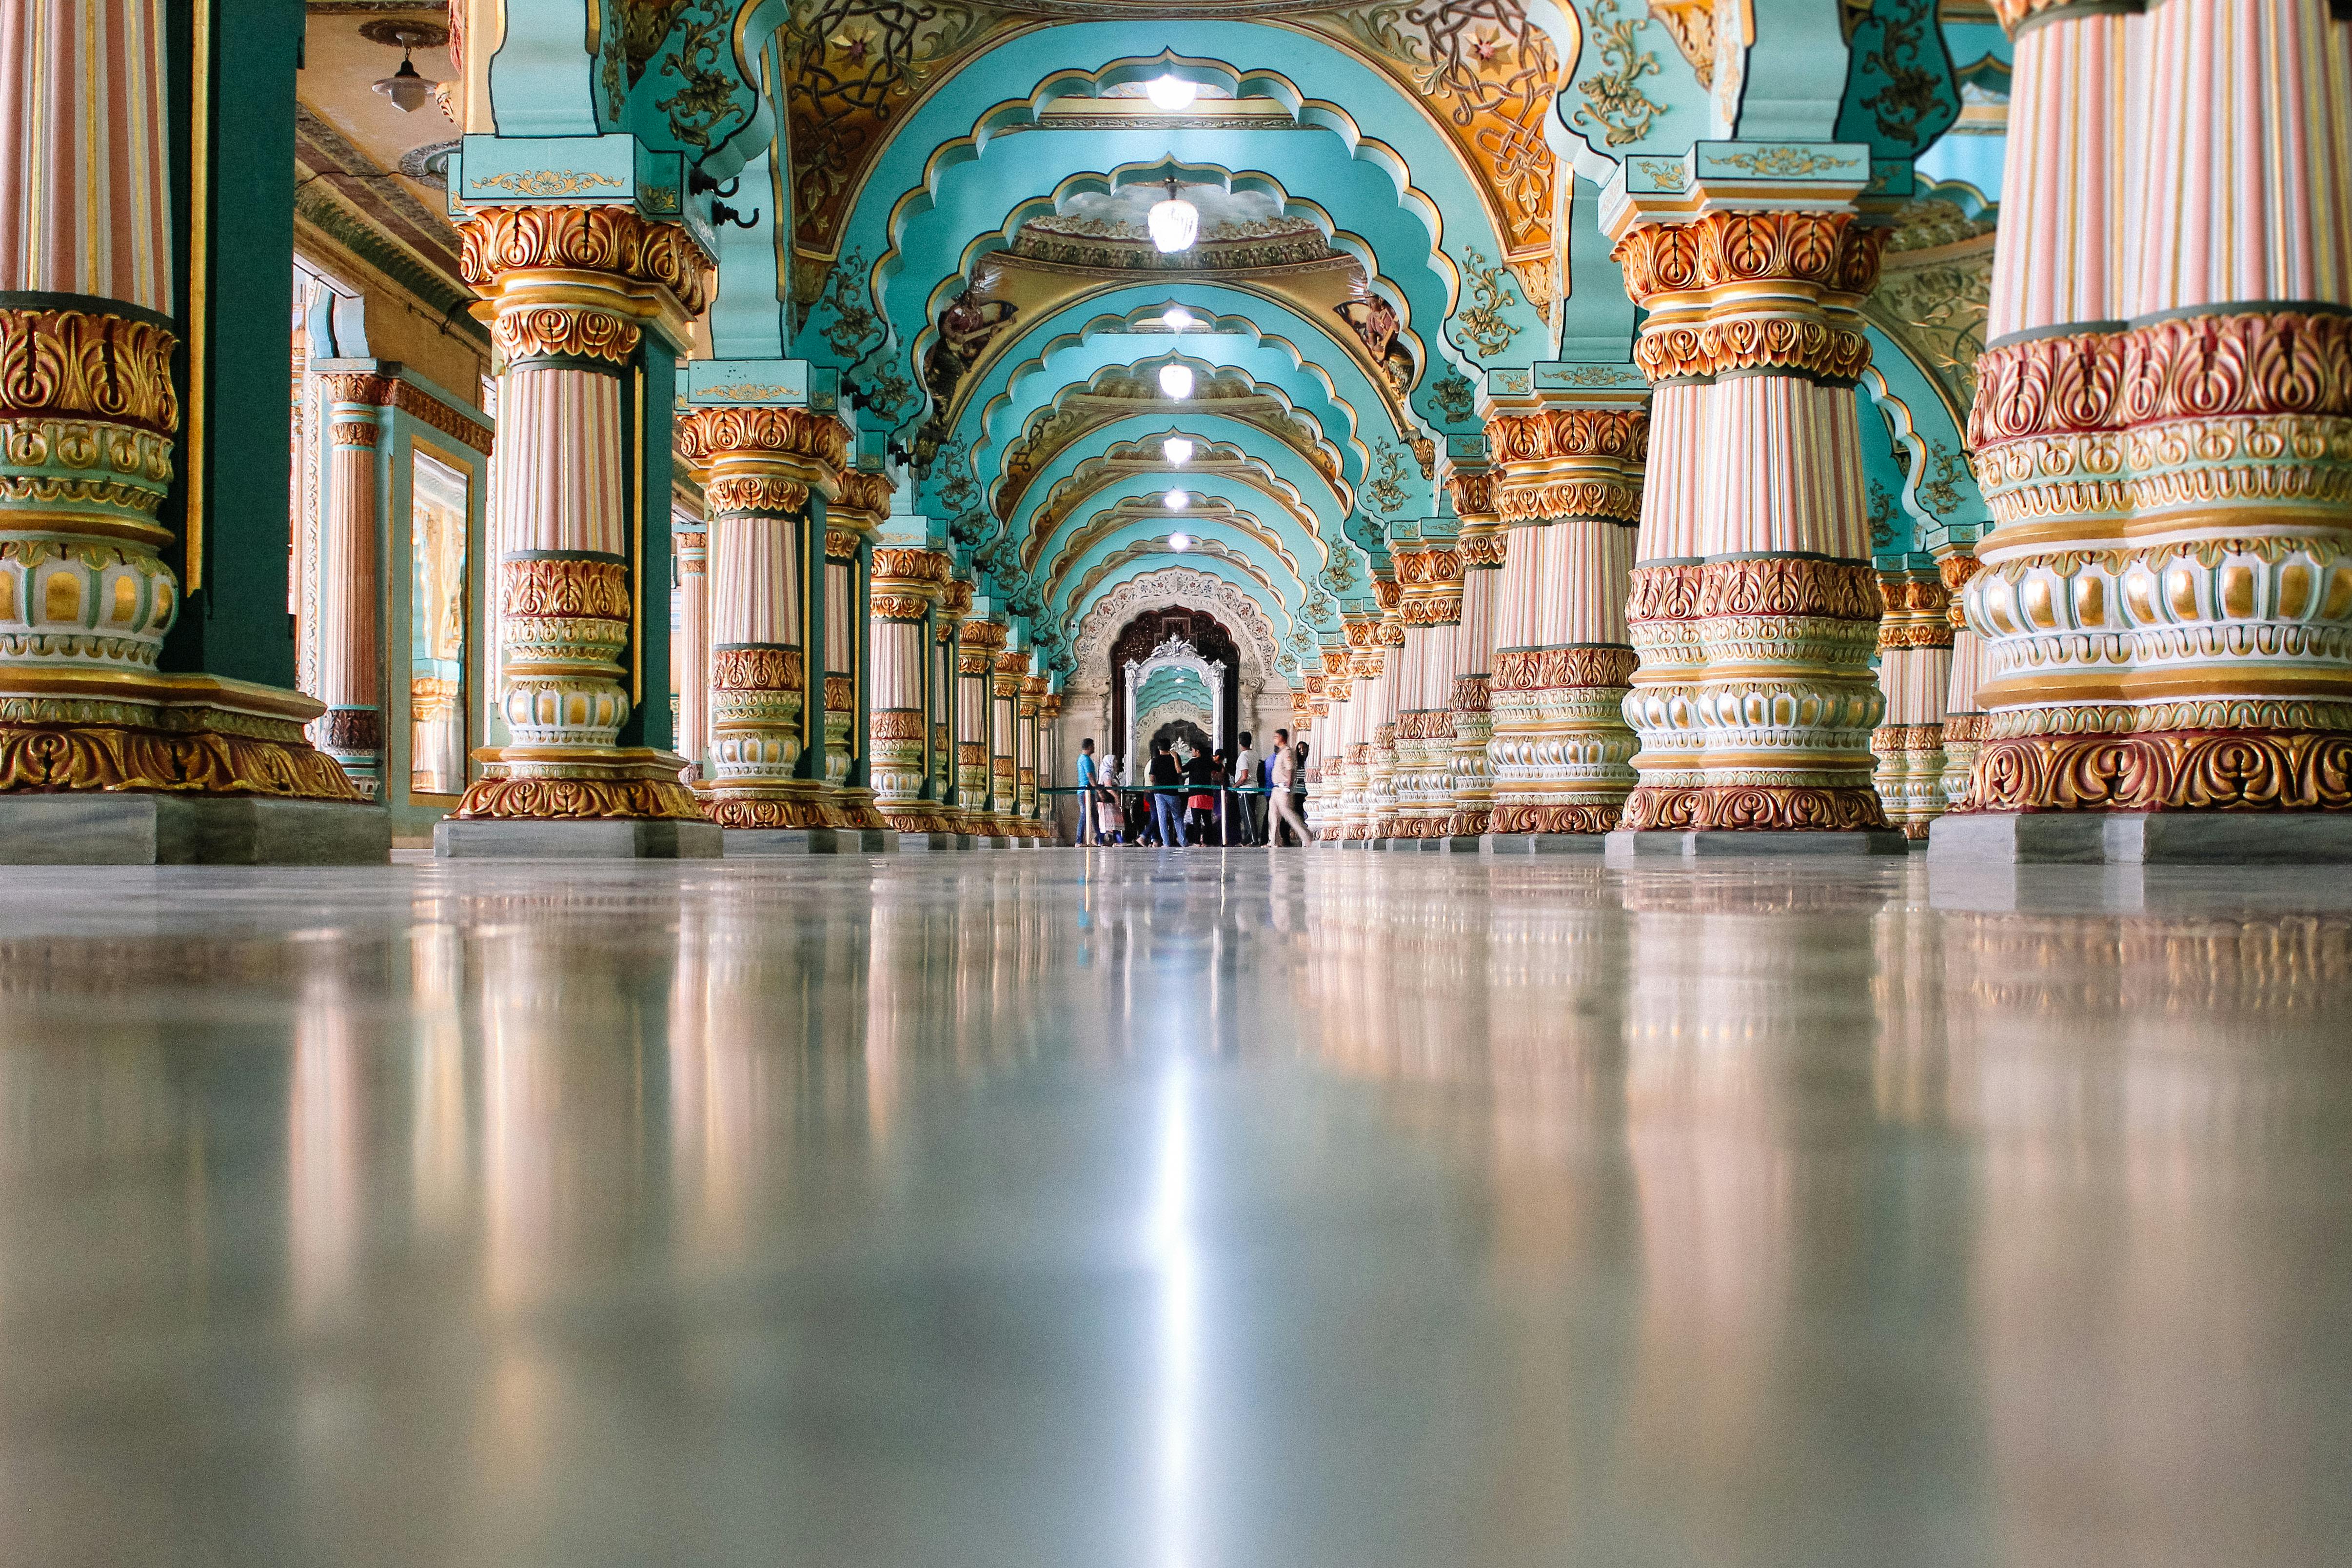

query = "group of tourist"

[{"left": 1071, "top": 733, "right": 1314, "bottom": 848}]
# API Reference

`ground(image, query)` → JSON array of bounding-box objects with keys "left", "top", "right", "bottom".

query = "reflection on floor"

[{"left": 2, "top": 850, "right": 2349, "bottom": 1565}]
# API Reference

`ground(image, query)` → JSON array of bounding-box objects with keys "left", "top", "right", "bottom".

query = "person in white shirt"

[
  {"left": 1232, "top": 732, "right": 1263, "bottom": 846},
  {"left": 1267, "top": 728, "right": 1311, "bottom": 845}
]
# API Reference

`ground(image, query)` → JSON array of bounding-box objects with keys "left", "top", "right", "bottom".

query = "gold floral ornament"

[
  {"left": 1573, "top": 0, "right": 1666, "bottom": 149},
  {"left": 1712, "top": 146, "right": 1865, "bottom": 177},
  {"left": 471, "top": 169, "right": 627, "bottom": 198},
  {"left": 1366, "top": 442, "right": 1411, "bottom": 516},
  {"left": 1452, "top": 246, "right": 1523, "bottom": 358}
]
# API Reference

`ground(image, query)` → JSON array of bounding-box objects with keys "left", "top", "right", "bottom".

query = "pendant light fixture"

[
  {"left": 1158, "top": 363, "right": 1195, "bottom": 400},
  {"left": 1165, "top": 490, "right": 1190, "bottom": 510},
  {"left": 1169, "top": 532, "right": 1194, "bottom": 553},
  {"left": 1147, "top": 178, "right": 1199, "bottom": 254},
  {"left": 1163, "top": 437, "right": 1195, "bottom": 466},
  {"left": 372, "top": 35, "right": 435, "bottom": 113},
  {"left": 1146, "top": 74, "right": 1199, "bottom": 112}
]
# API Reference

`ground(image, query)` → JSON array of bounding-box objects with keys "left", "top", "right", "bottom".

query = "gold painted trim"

[
  {"left": 186, "top": 0, "right": 211, "bottom": 589},
  {"left": 632, "top": 363, "right": 645, "bottom": 705},
  {"left": 1976, "top": 666, "right": 2352, "bottom": 706}
]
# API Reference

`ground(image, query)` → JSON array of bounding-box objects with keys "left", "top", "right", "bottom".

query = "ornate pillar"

[
  {"left": 870, "top": 542, "right": 953, "bottom": 835},
  {"left": 439, "top": 206, "right": 712, "bottom": 847},
  {"left": 1039, "top": 690, "right": 1063, "bottom": 841},
  {"left": 991, "top": 644, "right": 1023, "bottom": 835},
  {"left": 672, "top": 403, "right": 846, "bottom": 836},
  {"left": 1609, "top": 185, "right": 1896, "bottom": 846},
  {"left": 673, "top": 517, "right": 709, "bottom": 778},
  {"left": 958, "top": 615, "right": 1004, "bottom": 842},
  {"left": 1019, "top": 670, "right": 1048, "bottom": 838},
  {"left": 935, "top": 578, "right": 972, "bottom": 830},
  {"left": 1392, "top": 533, "right": 1463, "bottom": 839},
  {"left": 823, "top": 470, "right": 890, "bottom": 833},
  {"left": 314, "top": 375, "right": 384, "bottom": 798},
  {"left": 1872, "top": 572, "right": 1954, "bottom": 840},
  {"left": 1937, "top": 548, "right": 1985, "bottom": 808},
  {"left": 1484, "top": 398, "right": 1646, "bottom": 839},
  {"left": 1447, "top": 470, "right": 1504, "bottom": 840},
  {"left": 1942, "top": 0, "right": 2352, "bottom": 859},
  {"left": 1307, "top": 645, "right": 1349, "bottom": 841},
  {"left": 1334, "top": 613, "right": 1378, "bottom": 841},
  {"left": 0, "top": 0, "right": 374, "bottom": 860},
  {"left": 1366, "top": 585, "right": 1405, "bottom": 840}
]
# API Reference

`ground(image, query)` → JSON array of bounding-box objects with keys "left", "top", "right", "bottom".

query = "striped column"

[
  {"left": 990, "top": 645, "right": 1023, "bottom": 833},
  {"left": 452, "top": 205, "right": 710, "bottom": 825},
  {"left": 1305, "top": 645, "right": 1348, "bottom": 838},
  {"left": 1336, "top": 611, "right": 1381, "bottom": 840},
  {"left": 1485, "top": 401, "right": 1647, "bottom": 834},
  {"left": 1366, "top": 582, "right": 1406, "bottom": 840},
  {"left": 1872, "top": 572, "right": 1954, "bottom": 838},
  {"left": 0, "top": 0, "right": 357, "bottom": 808},
  {"left": 1447, "top": 469, "right": 1504, "bottom": 837},
  {"left": 317, "top": 374, "right": 385, "bottom": 798},
  {"left": 673, "top": 404, "right": 847, "bottom": 831},
  {"left": 935, "top": 578, "right": 972, "bottom": 827},
  {"left": 1019, "top": 670, "right": 1048, "bottom": 837},
  {"left": 1937, "top": 548, "right": 1984, "bottom": 807},
  {"left": 1954, "top": 0, "right": 2352, "bottom": 832},
  {"left": 1611, "top": 202, "right": 1891, "bottom": 835},
  {"left": 823, "top": 470, "right": 889, "bottom": 831},
  {"left": 673, "top": 517, "right": 709, "bottom": 777},
  {"left": 1391, "top": 535, "right": 1463, "bottom": 838},
  {"left": 1039, "top": 691, "right": 1062, "bottom": 841},
  {"left": 958, "top": 616, "right": 1003, "bottom": 839},
  {"left": 870, "top": 543, "right": 952, "bottom": 833}
]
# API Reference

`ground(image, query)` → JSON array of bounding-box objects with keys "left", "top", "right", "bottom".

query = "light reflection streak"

[{"left": 1150, "top": 1052, "right": 1196, "bottom": 1568}]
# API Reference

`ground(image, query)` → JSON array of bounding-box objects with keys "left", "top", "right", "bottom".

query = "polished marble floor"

[{"left": 2, "top": 848, "right": 2349, "bottom": 1566}]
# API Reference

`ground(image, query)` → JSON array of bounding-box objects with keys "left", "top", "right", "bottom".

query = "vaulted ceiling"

[{"left": 437, "top": 0, "right": 2008, "bottom": 684}]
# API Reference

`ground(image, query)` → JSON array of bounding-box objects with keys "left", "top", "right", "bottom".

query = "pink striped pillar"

[
  {"left": 0, "top": 0, "right": 358, "bottom": 808},
  {"left": 1484, "top": 400, "right": 1647, "bottom": 834},
  {"left": 1446, "top": 469, "right": 1504, "bottom": 837},
  {"left": 314, "top": 374, "right": 385, "bottom": 798},
  {"left": 1956, "top": 0, "right": 2352, "bottom": 829},
  {"left": 453, "top": 206, "right": 711, "bottom": 825},
  {"left": 1392, "top": 534, "right": 1463, "bottom": 838},
  {"left": 674, "top": 405, "right": 849, "bottom": 831},
  {"left": 1610, "top": 201, "right": 1892, "bottom": 835}
]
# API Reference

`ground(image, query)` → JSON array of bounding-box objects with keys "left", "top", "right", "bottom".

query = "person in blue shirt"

[{"left": 1073, "top": 737, "right": 1099, "bottom": 845}]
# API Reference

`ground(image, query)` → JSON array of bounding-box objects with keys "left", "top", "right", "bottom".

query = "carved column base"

[
  {"left": 1446, "top": 703, "right": 1493, "bottom": 836},
  {"left": 1490, "top": 802, "right": 1623, "bottom": 834},
  {"left": 1621, "top": 782, "right": 1892, "bottom": 832},
  {"left": 1873, "top": 724, "right": 1951, "bottom": 839},
  {"left": 1958, "top": 729, "right": 2352, "bottom": 814},
  {"left": 0, "top": 671, "right": 367, "bottom": 802},
  {"left": 454, "top": 746, "right": 706, "bottom": 820},
  {"left": 879, "top": 807, "right": 960, "bottom": 834},
  {"left": 695, "top": 776, "right": 866, "bottom": 830},
  {"left": 1941, "top": 714, "right": 1986, "bottom": 808}
]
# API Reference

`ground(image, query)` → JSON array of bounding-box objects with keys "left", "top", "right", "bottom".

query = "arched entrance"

[{"left": 1108, "top": 605, "right": 1243, "bottom": 780}]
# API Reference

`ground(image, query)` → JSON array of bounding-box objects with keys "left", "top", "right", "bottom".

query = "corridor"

[{"left": 2, "top": 852, "right": 2349, "bottom": 1566}]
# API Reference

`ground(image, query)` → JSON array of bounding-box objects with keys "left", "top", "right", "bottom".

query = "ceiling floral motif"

[{"left": 781, "top": 2, "right": 1562, "bottom": 275}]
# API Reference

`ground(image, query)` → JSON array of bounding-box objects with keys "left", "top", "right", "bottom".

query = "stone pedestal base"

[
  {"left": 1482, "top": 833, "right": 1606, "bottom": 855},
  {"left": 895, "top": 832, "right": 966, "bottom": 851},
  {"left": 434, "top": 818, "right": 722, "bottom": 859},
  {"left": 1437, "top": 835, "right": 1486, "bottom": 853},
  {"left": 724, "top": 827, "right": 900, "bottom": 855},
  {"left": 1929, "top": 812, "right": 2352, "bottom": 865},
  {"left": 0, "top": 794, "right": 391, "bottom": 865},
  {"left": 1606, "top": 829, "right": 1910, "bottom": 859}
]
